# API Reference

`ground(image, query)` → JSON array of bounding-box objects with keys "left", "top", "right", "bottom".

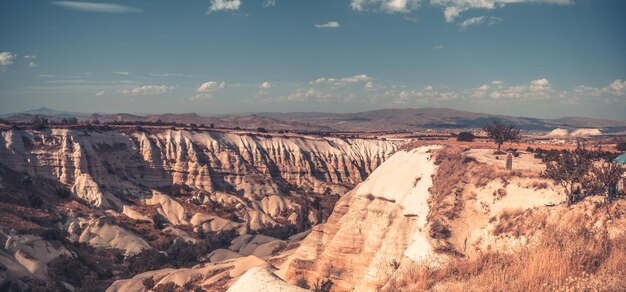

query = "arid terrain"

[{"left": 0, "top": 112, "right": 624, "bottom": 292}]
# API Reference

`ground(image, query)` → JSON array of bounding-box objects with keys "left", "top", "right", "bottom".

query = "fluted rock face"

[
  {"left": 0, "top": 129, "right": 399, "bottom": 209},
  {"left": 284, "top": 147, "right": 443, "bottom": 291}
]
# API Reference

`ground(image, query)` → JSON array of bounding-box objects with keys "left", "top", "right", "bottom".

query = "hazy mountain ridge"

[{"left": 3, "top": 107, "right": 626, "bottom": 132}]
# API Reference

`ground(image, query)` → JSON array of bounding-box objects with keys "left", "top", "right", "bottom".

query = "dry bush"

[
  {"left": 492, "top": 208, "right": 524, "bottom": 236},
  {"left": 429, "top": 147, "right": 467, "bottom": 221},
  {"left": 497, "top": 207, "right": 524, "bottom": 221},
  {"left": 380, "top": 265, "right": 443, "bottom": 292},
  {"left": 493, "top": 188, "right": 507, "bottom": 199},
  {"left": 530, "top": 181, "right": 549, "bottom": 190},
  {"left": 388, "top": 224, "right": 626, "bottom": 291}
]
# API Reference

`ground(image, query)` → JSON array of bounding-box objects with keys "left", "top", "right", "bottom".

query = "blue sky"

[{"left": 0, "top": 0, "right": 624, "bottom": 119}]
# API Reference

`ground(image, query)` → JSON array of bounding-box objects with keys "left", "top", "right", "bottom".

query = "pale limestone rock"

[{"left": 285, "top": 147, "right": 443, "bottom": 291}]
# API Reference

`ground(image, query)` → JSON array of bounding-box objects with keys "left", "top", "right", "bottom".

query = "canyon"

[{"left": 0, "top": 126, "right": 624, "bottom": 291}]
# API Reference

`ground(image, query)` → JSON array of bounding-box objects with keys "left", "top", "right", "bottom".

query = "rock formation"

[{"left": 284, "top": 146, "right": 443, "bottom": 291}]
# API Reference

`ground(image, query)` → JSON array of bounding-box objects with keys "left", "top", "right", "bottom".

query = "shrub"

[
  {"left": 616, "top": 142, "right": 626, "bottom": 151},
  {"left": 457, "top": 131, "right": 475, "bottom": 142},
  {"left": 313, "top": 278, "right": 333, "bottom": 292},
  {"left": 126, "top": 249, "right": 170, "bottom": 274},
  {"left": 48, "top": 255, "right": 89, "bottom": 287},
  {"left": 589, "top": 162, "right": 626, "bottom": 201},
  {"left": 296, "top": 277, "right": 310, "bottom": 289},
  {"left": 75, "top": 272, "right": 98, "bottom": 292},
  {"left": 153, "top": 282, "right": 181, "bottom": 292},
  {"left": 543, "top": 142, "right": 594, "bottom": 206},
  {"left": 28, "top": 193, "right": 43, "bottom": 208},
  {"left": 142, "top": 277, "right": 156, "bottom": 290},
  {"left": 255, "top": 223, "right": 299, "bottom": 240},
  {"left": 55, "top": 187, "right": 72, "bottom": 199},
  {"left": 429, "top": 220, "right": 451, "bottom": 239}
]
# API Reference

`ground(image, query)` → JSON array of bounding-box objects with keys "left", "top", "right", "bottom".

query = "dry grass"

[
  {"left": 530, "top": 181, "right": 549, "bottom": 190},
  {"left": 492, "top": 208, "right": 525, "bottom": 236},
  {"left": 382, "top": 224, "right": 626, "bottom": 291}
]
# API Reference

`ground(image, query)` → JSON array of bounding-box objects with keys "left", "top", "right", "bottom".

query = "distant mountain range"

[{"left": 3, "top": 107, "right": 626, "bottom": 133}]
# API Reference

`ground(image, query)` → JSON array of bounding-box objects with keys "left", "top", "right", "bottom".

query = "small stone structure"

[{"left": 506, "top": 153, "right": 513, "bottom": 170}]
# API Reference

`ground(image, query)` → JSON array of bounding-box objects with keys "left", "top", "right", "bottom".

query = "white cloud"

[
  {"left": 197, "top": 81, "right": 226, "bottom": 92},
  {"left": 121, "top": 85, "right": 173, "bottom": 96},
  {"left": 315, "top": 21, "right": 340, "bottom": 29},
  {"left": 433, "top": 45, "right": 444, "bottom": 49},
  {"left": 608, "top": 79, "right": 625, "bottom": 94},
  {"left": 286, "top": 88, "right": 326, "bottom": 102},
  {"left": 574, "top": 80, "right": 626, "bottom": 97},
  {"left": 259, "top": 81, "right": 272, "bottom": 89},
  {"left": 487, "top": 78, "right": 554, "bottom": 99},
  {"left": 95, "top": 90, "right": 105, "bottom": 96},
  {"left": 443, "top": 6, "right": 464, "bottom": 22},
  {"left": 432, "top": 0, "right": 572, "bottom": 22},
  {"left": 263, "top": 0, "right": 276, "bottom": 7},
  {"left": 23, "top": 55, "right": 36, "bottom": 59},
  {"left": 351, "top": 0, "right": 421, "bottom": 13},
  {"left": 311, "top": 74, "right": 372, "bottom": 87},
  {"left": 0, "top": 52, "right": 16, "bottom": 66},
  {"left": 390, "top": 85, "right": 459, "bottom": 104},
  {"left": 459, "top": 16, "right": 502, "bottom": 28},
  {"left": 208, "top": 0, "right": 241, "bottom": 13},
  {"left": 52, "top": 1, "right": 142, "bottom": 13},
  {"left": 112, "top": 71, "right": 130, "bottom": 75},
  {"left": 28, "top": 62, "right": 38, "bottom": 68}
]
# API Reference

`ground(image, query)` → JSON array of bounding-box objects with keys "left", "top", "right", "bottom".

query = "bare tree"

[{"left": 483, "top": 120, "right": 521, "bottom": 152}]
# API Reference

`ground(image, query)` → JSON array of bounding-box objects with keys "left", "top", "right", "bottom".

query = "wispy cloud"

[
  {"left": 432, "top": 0, "right": 572, "bottom": 22},
  {"left": 459, "top": 16, "right": 502, "bottom": 29},
  {"left": 315, "top": 21, "right": 340, "bottom": 29},
  {"left": 208, "top": 0, "right": 241, "bottom": 13},
  {"left": 52, "top": 1, "right": 142, "bottom": 13},
  {"left": 120, "top": 85, "right": 173, "bottom": 96},
  {"left": 112, "top": 71, "right": 130, "bottom": 75},
  {"left": 350, "top": 0, "right": 571, "bottom": 23},
  {"left": 433, "top": 45, "right": 444, "bottom": 50},
  {"left": 150, "top": 73, "right": 193, "bottom": 78},
  {"left": 263, "top": 0, "right": 276, "bottom": 7},
  {"left": 197, "top": 81, "right": 226, "bottom": 92},
  {"left": 403, "top": 16, "right": 419, "bottom": 23}
]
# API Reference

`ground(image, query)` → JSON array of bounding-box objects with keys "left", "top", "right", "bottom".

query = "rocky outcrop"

[
  {"left": 1, "top": 233, "right": 73, "bottom": 280},
  {"left": 228, "top": 267, "right": 307, "bottom": 292},
  {"left": 284, "top": 147, "right": 443, "bottom": 291},
  {"left": 78, "top": 217, "right": 151, "bottom": 256},
  {"left": 107, "top": 255, "right": 275, "bottom": 292}
]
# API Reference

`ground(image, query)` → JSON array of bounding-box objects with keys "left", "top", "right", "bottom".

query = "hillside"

[{"left": 261, "top": 108, "right": 626, "bottom": 132}]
